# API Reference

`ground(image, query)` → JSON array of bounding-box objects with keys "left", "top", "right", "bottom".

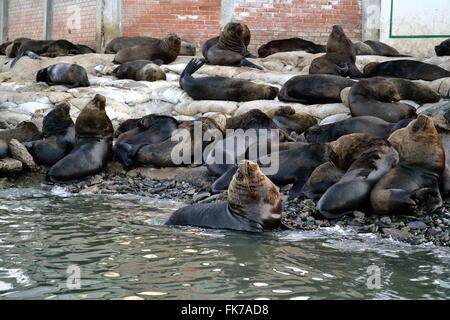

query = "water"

[{"left": 0, "top": 188, "right": 449, "bottom": 300}]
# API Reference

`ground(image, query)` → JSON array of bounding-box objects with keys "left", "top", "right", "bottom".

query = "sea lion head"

[
  {"left": 140, "top": 63, "right": 167, "bottom": 81},
  {"left": 238, "top": 22, "right": 251, "bottom": 47},
  {"left": 331, "top": 25, "right": 345, "bottom": 39},
  {"left": 273, "top": 106, "right": 296, "bottom": 117},
  {"left": 36, "top": 68, "right": 50, "bottom": 83},
  {"left": 228, "top": 160, "right": 282, "bottom": 230},
  {"left": 164, "top": 33, "right": 181, "bottom": 53},
  {"left": 87, "top": 94, "right": 106, "bottom": 111},
  {"left": 223, "top": 22, "right": 244, "bottom": 39},
  {"left": 258, "top": 44, "right": 279, "bottom": 58},
  {"left": 363, "top": 62, "right": 380, "bottom": 77},
  {"left": 388, "top": 114, "right": 445, "bottom": 172},
  {"left": 364, "top": 78, "right": 402, "bottom": 102},
  {"left": 435, "top": 39, "right": 450, "bottom": 57},
  {"left": 42, "top": 102, "right": 74, "bottom": 138}
]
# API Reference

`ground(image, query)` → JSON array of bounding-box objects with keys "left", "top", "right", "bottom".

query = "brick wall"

[
  {"left": 51, "top": 0, "right": 97, "bottom": 48},
  {"left": 232, "top": 0, "right": 362, "bottom": 51},
  {"left": 7, "top": 0, "right": 45, "bottom": 40},
  {"left": 121, "top": 0, "right": 222, "bottom": 49}
]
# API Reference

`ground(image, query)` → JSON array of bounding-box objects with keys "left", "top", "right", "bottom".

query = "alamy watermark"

[
  {"left": 366, "top": 265, "right": 382, "bottom": 290},
  {"left": 66, "top": 265, "right": 81, "bottom": 290}
]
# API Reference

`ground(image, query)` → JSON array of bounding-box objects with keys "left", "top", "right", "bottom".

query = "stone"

[
  {"left": 193, "top": 192, "right": 211, "bottom": 202},
  {"left": 382, "top": 227, "right": 412, "bottom": 241},
  {"left": 407, "top": 221, "right": 428, "bottom": 230},
  {"left": 8, "top": 139, "right": 39, "bottom": 171},
  {"left": 0, "top": 157, "right": 23, "bottom": 173}
]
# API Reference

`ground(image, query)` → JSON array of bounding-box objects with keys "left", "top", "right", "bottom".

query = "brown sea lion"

[
  {"left": 75, "top": 44, "right": 96, "bottom": 54},
  {"left": 202, "top": 22, "right": 261, "bottom": 69},
  {"left": 266, "top": 106, "right": 318, "bottom": 134},
  {"left": 353, "top": 40, "right": 408, "bottom": 57},
  {"left": 257, "top": 37, "right": 326, "bottom": 58},
  {"left": 371, "top": 115, "right": 445, "bottom": 216},
  {"left": 105, "top": 36, "right": 158, "bottom": 54},
  {"left": 226, "top": 109, "right": 279, "bottom": 131},
  {"left": 180, "top": 41, "right": 196, "bottom": 56},
  {"left": 310, "top": 25, "right": 363, "bottom": 78},
  {"left": 9, "top": 39, "right": 81, "bottom": 59},
  {"left": 4, "top": 37, "right": 31, "bottom": 57},
  {"left": 278, "top": 74, "right": 355, "bottom": 104},
  {"left": 113, "top": 33, "right": 181, "bottom": 65},
  {"left": 435, "top": 39, "right": 450, "bottom": 57},
  {"left": 166, "top": 160, "right": 282, "bottom": 232},
  {"left": 112, "top": 60, "right": 166, "bottom": 82},
  {"left": 180, "top": 58, "right": 278, "bottom": 102},
  {"left": 301, "top": 161, "right": 344, "bottom": 199},
  {"left": 75, "top": 94, "right": 113, "bottom": 142},
  {"left": 348, "top": 77, "right": 417, "bottom": 123},
  {"left": 36, "top": 63, "right": 90, "bottom": 88},
  {"left": 364, "top": 60, "right": 450, "bottom": 81},
  {"left": 0, "top": 122, "right": 40, "bottom": 143}
]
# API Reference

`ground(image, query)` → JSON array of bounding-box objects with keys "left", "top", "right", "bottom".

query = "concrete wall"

[{"left": 380, "top": 0, "right": 450, "bottom": 57}]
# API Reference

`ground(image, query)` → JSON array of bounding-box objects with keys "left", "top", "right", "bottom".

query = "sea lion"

[
  {"left": 0, "top": 139, "right": 7, "bottom": 159},
  {"left": 36, "top": 63, "right": 90, "bottom": 88},
  {"left": 318, "top": 139, "right": 399, "bottom": 219},
  {"left": 354, "top": 40, "right": 408, "bottom": 57},
  {"left": 202, "top": 22, "right": 261, "bottom": 69},
  {"left": 180, "top": 58, "right": 278, "bottom": 102},
  {"left": 112, "top": 60, "right": 166, "bottom": 81},
  {"left": 266, "top": 106, "right": 318, "bottom": 134},
  {"left": 105, "top": 36, "right": 161, "bottom": 54},
  {"left": 348, "top": 77, "right": 417, "bottom": 123},
  {"left": 47, "top": 95, "right": 113, "bottom": 181},
  {"left": 371, "top": 115, "right": 445, "bottom": 216},
  {"left": 0, "top": 41, "right": 12, "bottom": 55},
  {"left": 364, "top": 60, "right": 450, "bottom": 81},
  {"left": 202, "top": 22, "right": 254, "bottom": 59},
  {"left": 304, "top": 116, "right": 412, "bottom": 143},
  {"left": 4, "top": 37, "right": 31, "bottom": 57},
  {"left": 114, "top": 115, "right": 179, "bottom": 167},
  {"left": 166, "top": 160, "right": 282, "bottom": 232},
  {"left": 301, "top": 161, "right": 344, "bottom": 199},
  {"left": 257, "top": 37, "right": 326, "bottom": 58},
  {"left": 278, "top": 74, "right": 355, "bottom": 104},
  {"left": 75, "top": 44, "right": 96, "bottom": 54},
  {"left": 310, "top": 25, "right": 363, "bottom": 78},
  {"left": 113, "top": 33, "right": 181, "bottom": 65},
  {"left": 24, "top": 103, "right": 76, "bottom": 166},
  {"left": 180, "top": 41, "right": 196, "bottom": 56},
  {"left": 435, "top": 39, "right": 450, "bottom": 57},
  {"left": 114, "top": 118, "right": 141, "bottom": 138},
  {"left": 226, "top": 109, "right": 279, "bottom": 131},
  {"left": 0, "top": 121, "right": 40, "bottom": 143}
]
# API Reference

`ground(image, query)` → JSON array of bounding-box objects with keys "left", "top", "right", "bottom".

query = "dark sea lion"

[
  {"left": 114, "top": 115, "right": 179, "bottom": 167},
  {"left": 75, "top": 94, "right": 114, "bottom": 143},
  {"left": 318, "top": 140, "right": 399, "bottom": 219},
  {"left": 371, "top": 115, "right": 445, "bottom": 216},
  {"left": 47, "top": 95, "right": 113, "bottom": 181},
  {"left": 0, "top": 41, "right": 12, "bottom": 55},
  {"left": 364, "top": 60, "right": 450, "bottom": 81},
  {"left": 304, "top": 116, "right": 412, "bottom": 143},
  {"left": 112, "top": 60, "right": 166, "bottom": 81},
  {"left": 166, "top": 160, "right": 282, "bottom": 232},
  {"left": 5, "top": 37, "right": 32, "bottom": 57},
  {"left": 362, "top": 40, "right": 408, "bottom": 57},
  {"left": 257, "top": 37, "right": 326, "bottom": 58},
  {"left": 0, "top": 121, "right": 40, "bottom": 143},
  {"left": 113, "top": 33, "right": 181, "bottom": 65},
  {"left": 36, "top": 63, "right": 90, "bottom": 88},
  {"left": 0, "top": 139, "right": 7, "bottom": 159},
  {"left": 278, "top": 74, "right": 355, "bottom": 104},
  {"left": 310, "top": 25, "right": 363, "bottom": 78},
  {"left": 180, "top": 58, "right": 278, "bottom": 102},
  {"left": 301, "top": 161, "right": 344, "bottom": 199},
  {"left": 25, "top": 103, "right": 76, "bottom": 166},
  {"left": 348, "top": 77, "right": 417, "bottom": 123},
  {"left": 180, "top": 41, "right": 196, "bottom": 56},
  {"left": 202, "top": 22, "right": 261, "bottom": 69},
  {"left": 114, "top": 118, "right": 141, "bottom": 138},
  {"left": 266, "top": 106, "right": 318, "bottom": 134},
  {"left": 435, "top": 39, "right": 450, "bottom": 57},
  {"left": 105, "top": 36, "right": 158, "bottom": 54},
  {"left": 75, "top": 44, "right": 96, "bottom": 54}
]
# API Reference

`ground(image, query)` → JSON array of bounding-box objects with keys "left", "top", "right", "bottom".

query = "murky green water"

[{"left": 0, "top": 188, "right": 449, "bottom": 300}]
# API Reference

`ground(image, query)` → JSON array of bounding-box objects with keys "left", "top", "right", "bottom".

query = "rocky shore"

[{"left": 1, "top": 163, "right": 449, "bottom": 247}]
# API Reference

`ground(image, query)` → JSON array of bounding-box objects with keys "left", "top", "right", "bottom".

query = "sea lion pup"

[
  {"left": 202, "top": 22, "right": 262, "bottom": 69},
  {"left": 317, "top": 137, "right": 399, "bottom": 219},
  {"left": 309, "top": 25, "right": 363, "bottom": 78},
  {"left": 364, "top": 60, "right": 450, "bottom": 81},
  {"left": 348, "top": 77, "right": 417, "bottom": 123},
  {"left": 112, "top": 60, "right": 166, "bottom": 82},
  {"left": 114, "top": 115, "right": 179, "bottom": 167},
  {"left": 278, "top": 74, "right": 355, "bottom": 104},
  {"left": 266, "top": 106, "right": 318, "bottom": 134},
  {"left": 166, "top": 160, "right": 282, "bottom": 232},
  {"left": 258, "top": 38, "right": 326, "bottom": 58},
  {"left": 24, "top": 103, "right": 76, "bottom": 166},
  {"left": 0, "top": 122, "right": 40, "bottom": 143},
  {"left": 48, "top": 95, "right": 113, "bottom": 182},
  {"left": 113, "top": 33, "right": 181, "bottom": 65},
  {"left": 435, "top": 39, "right": 450, "bottom": 56},
  {"left": 304, "top": 116, "right": 412, "bottom": 143},
  {"left": 0, "top": 139, "right": 7, "bottom": 159},
  {"left": 354, "top": 40, "right": 408, "bottom": 57},
  {"left": 202, "top": 22, "right": 254, "bottom": 59},
  {"left": 371, "top": 115, "right": 446, "bottom": 216},
  {"left": 180, "top": 58, "right": 278, "bottom": 102},
  {"left": 180, "top": 41, "right": 196, "bottom": 56},
  {"left": 36, "top": 63, "right": 90, "bottom": 88}
]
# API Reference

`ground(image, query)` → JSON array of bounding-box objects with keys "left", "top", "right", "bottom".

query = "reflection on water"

[{"left": 0, "top": 188, "right": 449, "bottom": 300}]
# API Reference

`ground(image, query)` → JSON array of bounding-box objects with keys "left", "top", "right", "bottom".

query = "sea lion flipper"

[
  {"left": 288, "top": 176, "right": 309, "bottom": 199},
  {"left": 240, "top": 59, "right": 264, "bottom": 70},
  {"left": 211, "top": 165, "right": 239, "bottom": 194}
]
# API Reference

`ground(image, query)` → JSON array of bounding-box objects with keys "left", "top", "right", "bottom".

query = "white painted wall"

[{"left": 380, "top": 0, "right": 450, "bottom": 57}]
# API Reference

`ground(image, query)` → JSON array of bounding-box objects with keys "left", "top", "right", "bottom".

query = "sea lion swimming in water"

[
  {"left": 364, "top": 60, "right": 450, "bottom": 81},
  {"left": 180, "top": 58, "right": 278, "bottom": 102},
  {"left": 257, "top": 37, "right": 326, "bottom": 58},
  {"left": 166, "top": 160, "right": 282, "bottom": 232},
  {"left": 112, "top": 60, "right": 166, "bottom": 82},
  {"left": 36, "top": 63, "right": 90, "bottom": 88},
  {"left": 25, "top": 102, "right": 76, "bottom": 166},
  {"left": 113, "top": 33, "right": 181, "bottom": 65},
  {"left": 435, "top": 39, "right": 450, "bottom": 57},
  {"left": 278, "top": 74, "right": 355, "bottom": 104},
  {"left": 202, "top": 22, "right": 262, "bottom": 69},
  {"left": 310, "top": 25, "right": 363, "bottom": 78},
  {"left": 371, "top": 115, "right": 446, "bottom": 216}
]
